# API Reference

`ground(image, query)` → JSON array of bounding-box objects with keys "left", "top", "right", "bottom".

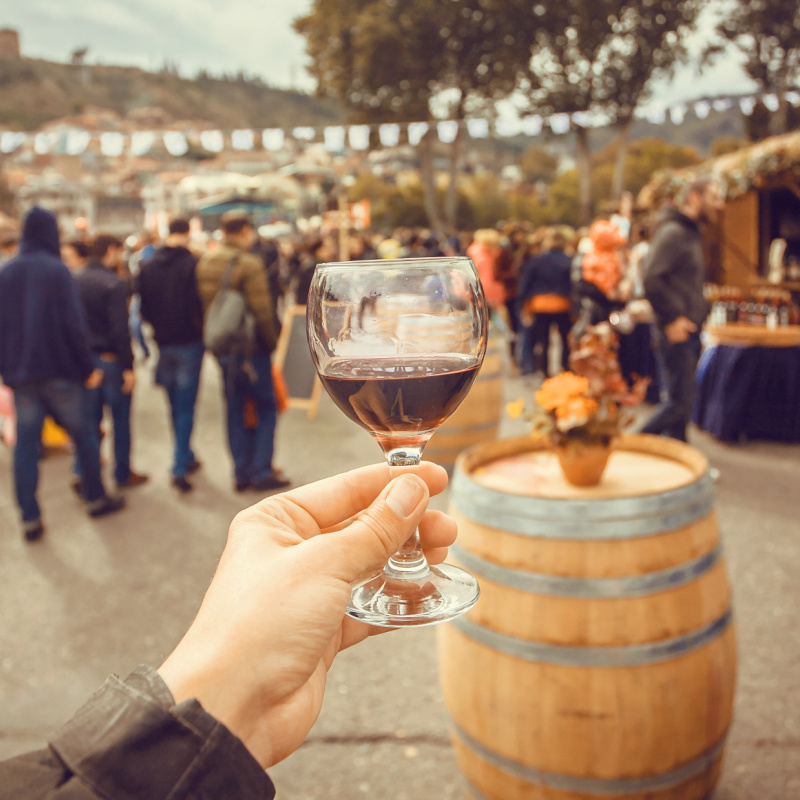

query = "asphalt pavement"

[{"left": 0, "top": 352, "right": 798, "bottom": 799}]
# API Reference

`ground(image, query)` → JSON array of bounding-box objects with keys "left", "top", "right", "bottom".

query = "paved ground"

[{"left": 0, "top": 352, "right": 798, "bottom": 799}]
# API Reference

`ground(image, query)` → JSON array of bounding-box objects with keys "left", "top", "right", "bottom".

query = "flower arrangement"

[{"left": 509, "top": 324, "right": 649, "bottom": 484}]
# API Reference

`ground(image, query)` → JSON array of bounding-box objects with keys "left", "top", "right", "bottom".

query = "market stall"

[{"left": 638, "top": 132, "right": 800, "bottom": 443}]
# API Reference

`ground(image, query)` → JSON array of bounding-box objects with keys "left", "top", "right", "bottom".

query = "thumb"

[{"left": 317, "top": 474, "right": 429, "bottom": 583}]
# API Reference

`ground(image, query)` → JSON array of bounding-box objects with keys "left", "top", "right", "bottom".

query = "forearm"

[{"left": 0, "top": 666, "right": 275, "bottom": 800}]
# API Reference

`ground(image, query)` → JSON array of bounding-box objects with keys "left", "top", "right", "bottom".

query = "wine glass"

[{"left": 307, "top": 256, "right": 487, "bottom": 627}]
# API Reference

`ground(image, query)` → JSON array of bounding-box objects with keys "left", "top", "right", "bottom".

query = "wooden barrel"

[
  {"left": 424, "top": 334, "right": 504, "bottom": 467},
  {"left": 438, "top": 434, "right": 737, "bottom": 800}
]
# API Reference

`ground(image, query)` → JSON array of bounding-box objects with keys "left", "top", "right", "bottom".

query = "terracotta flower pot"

[{"left": 555, "top": 439, "right": 614, "bottom": 487}]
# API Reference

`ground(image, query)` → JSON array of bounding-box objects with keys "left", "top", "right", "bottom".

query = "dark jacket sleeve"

[
  {"left": 0, "top": 666, "right": 276, "bottom": 800},
  {"left": 643, "top": 224, "right": 690, "bottom": 327},
  {"left": 107, "top": 279, "right": 135, "bottom": 372},
  {"left": 62, "top": 271, "right": 96, "bottom": 381},
  {"left": 240, "top": 255, "right": 278, "bottom": 354}
]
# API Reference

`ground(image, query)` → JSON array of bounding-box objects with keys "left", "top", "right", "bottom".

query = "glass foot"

[{"left": 346, "top": 563, "right": 480, "bottom": 628}]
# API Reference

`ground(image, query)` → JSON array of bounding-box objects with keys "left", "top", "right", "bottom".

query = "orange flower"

[
  {"left": 535, "top": 372, "right": 590, "bottom": 412},
  {"left": 554, "top": 396, "right": 598, "bottom": 431}
]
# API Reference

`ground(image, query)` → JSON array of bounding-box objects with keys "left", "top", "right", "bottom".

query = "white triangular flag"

[
  {"left": 34, "top": 131, "right": 58, "bottom": 155},
  {"left": 739, "top": 97, "right": 756, "bottom": 116},
  {"left": 200, "top": 130, "right": 224, "bottom": 153},
  {"left": 669, "top": 104, "right": 687, "bottom": 125},
  {"left": 646, "top": 108, "right": 666, "bottom": 124},
  {"left": 101, "top": 132, "right": 125, "bottom": 157},
  {"left": 292, "top": 127, "right": 316, "bottom": 142},
  {"left": 348, "top": 125, "right": 370, "bottom": 150},
  {"left": 408, "top": 122, "right": 429, "bottom": 146},
  {"left": 466, "top": 118, "right": 489, "bottom": 139},
  {"left": 786, "top": 91, "right": 800, "bottom": 107},
  {"left": 130, "top": 131, "right": 155, "bottom": 156},
  {"left": 379, "top": 124, "right": 400, "bottom": 146},
  {"left": 232, "top": 129, "right": 254, "bottom": 150},
  {"left": 0, "top": 131, "right": 26, "bottom": 153},
  {"left": 163, "top": 131, "right": 188, "bottom": 157},
  {"left": 549, "top": 113, "right": 570, "bottom": 135},
  {"left": 496, "top": 117, "right": 522, "bottom": 137},
  {"left": 712, "top": 98, "right": 732, "bottom": 113},
  {"left": 437, "top": 120, "right": 459, "bottom": 143},
  {"left": 694, "top": 101, "right": 711, "bottom": 119},
  {"left": 572, "top": 111, "right": 593, "bottom": 128},
  {"left": 521, "top": 115, "right": 542, "bottom": 136},
  {"left": 324, "top": 126, "right": 346, "bottom": 151},
  {"left": 262, "top": 129, "right": 285, "bottom": 151},
  {"left": 65, "top": 129, "right": 91, "bottom": 155},
  {"left": 763, "top": 94, "right": 780, "bottom": 112}
]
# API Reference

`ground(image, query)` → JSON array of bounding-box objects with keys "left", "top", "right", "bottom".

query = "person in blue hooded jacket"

[{"left": 0, "top": 206, "right": 125, "bottom": 541}]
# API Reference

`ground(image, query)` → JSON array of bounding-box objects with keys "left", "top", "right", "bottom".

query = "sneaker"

[
  {"left": 117, "top": 472, "right": 149, "bottom": 489},
  {"left": 235, "top": 478, "right": 251, "bottom": 493},
  {"left": 70, "top": 477, "right": 83, "bottom": 497},
  {"left": 172, "top": 476, "right": 193, "bottom": 493},
  {"left": 186, "top": 459, "right": 202, "bottom": 475},
  {"left": 87, "top": 495, "right": 126, "bottom": 518},
  {"left": 251, "top": 473, "right": 291, "bottom": 492},
  {"left": 709, "top": 467, "right": 720, "bottom": 483},
  {"left": 23, "top": 520, "right": 45, "bottom": 542}
]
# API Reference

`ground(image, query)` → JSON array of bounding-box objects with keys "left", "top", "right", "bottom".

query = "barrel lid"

[{"left": 451, "top": 435, "right": 714, "bottom": 539}]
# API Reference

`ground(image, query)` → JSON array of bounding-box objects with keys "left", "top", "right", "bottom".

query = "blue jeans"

[
  {"left": 641, "top": 331, "right": 702, "bottom": 442},
  {"left": 519, "top": 312, "right": 571, "bottom": 376},
  {"left": 13, "top": 380, "right": 106, "bottom": 523},
  {"left": 155, "top": 343, "right": 204, "bottom": 477},
  {"left": 79, "top": 356, "right": 132, "bottom": 484},
  {"left": 218, "top": 353, "right": 277, "bottom": 483},
  {"left": 129, "top": 295, "right": 150, "bottom": 359}
]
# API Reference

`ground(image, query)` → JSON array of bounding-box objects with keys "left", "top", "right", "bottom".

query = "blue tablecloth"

[{"left": 693, "top": 343, "right": 800, "bottom": 443}]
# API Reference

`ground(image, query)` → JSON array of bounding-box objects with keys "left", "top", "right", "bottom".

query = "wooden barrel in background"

[
  {"left": 424, "top": 333, "right": 504, "bottom": 467},
  {"left": 438, "top": 434, "right": 737, "bottom": 800}
]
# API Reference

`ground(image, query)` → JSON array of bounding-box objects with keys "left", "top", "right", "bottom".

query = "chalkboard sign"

[{"left": 273, "top": 304, "right": 322, "bottom": 420}]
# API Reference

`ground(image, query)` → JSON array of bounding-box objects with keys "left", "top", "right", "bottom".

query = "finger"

[
  {"left": 312, "top": 474, "right": 429, "bottom": 582},
  {"left": 252, "top": 462, "right": 447, "bottom": 539},
  {"left": 418, "top": 510, "right": 457, "bottom": 550},
  {"left": 423, "top": 546, "right": 450, "bottom": 566}
]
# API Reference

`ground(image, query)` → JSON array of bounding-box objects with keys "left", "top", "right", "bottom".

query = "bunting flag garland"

[{"left": 1, "top": 90, "right": 797, "bottom": 161}]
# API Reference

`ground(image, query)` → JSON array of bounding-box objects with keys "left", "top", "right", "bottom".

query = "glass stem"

[{"left": 385, "top": 450, "right": 430, "bottom": 579}]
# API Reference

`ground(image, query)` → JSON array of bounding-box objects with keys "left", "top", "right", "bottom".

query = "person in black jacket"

[
  {"left": 0, "top": 464, "right": 454, "bottom": 799},
  {"left": 74, "top": 234, "right": 148, "bottom": 489},
  {"left": 138, "top": 219, "right": 205, "bottom": 492},
  {"left": 0, "top": 207, "right": 124, "bottom": 540},
  {"left": 641, "top": 179, "right": 723, "bottom": 441}
]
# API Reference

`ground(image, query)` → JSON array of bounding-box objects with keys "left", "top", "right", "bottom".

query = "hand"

[
  {"left": 664, "top": 316, "right": 697, "bottom": 343},
  {"left": 157, "top": 462, "right": 455, "bottom": 769},
  {"left": 84, "top": 368, "right": 104, "bottom": 390},
  {"left": 121, "top": 369, "right": 136, "bottom": 394}
]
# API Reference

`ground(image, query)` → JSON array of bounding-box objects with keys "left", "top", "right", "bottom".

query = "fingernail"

[{"left": 386, "top": 476, "right": 424, "bottom": 517}]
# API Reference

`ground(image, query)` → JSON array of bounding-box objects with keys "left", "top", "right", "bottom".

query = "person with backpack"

[{"left": 196, "top": 213, "right": 290, "bottom": 493}]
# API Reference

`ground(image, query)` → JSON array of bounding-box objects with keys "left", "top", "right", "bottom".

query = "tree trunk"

[
  {"left": 776, "top": 67, "right": 790, "bottom": 134},
  {"left": 418, "top": 129, "right": 444, "bottom": 231},
  {"left": 444, "top": 126, "right": 462, "bottom": 233},
  {"left": 611, "top": 116, "right": 632, "bottom": 201},
  {"left": 575, "top": 125, "right": 592, "bottom": 227}
]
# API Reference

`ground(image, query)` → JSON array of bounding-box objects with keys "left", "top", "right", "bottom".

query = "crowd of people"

[{"left": 0, "top": 181, "right": 720, "bottom": 541}]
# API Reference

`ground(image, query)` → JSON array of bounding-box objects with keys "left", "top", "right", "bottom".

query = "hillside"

[{"left": 0, "top": 57, "right": 345, "bottom": 131}]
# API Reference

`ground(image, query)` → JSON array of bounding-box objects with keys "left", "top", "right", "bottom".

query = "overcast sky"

[{"left": 3, "top": 0, "right": 757, "bottom": 112}]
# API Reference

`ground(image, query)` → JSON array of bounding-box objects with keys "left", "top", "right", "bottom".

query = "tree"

[
  {"left": 520, "top": 146, "right": 559, "bottom": 184},
  {"left": 514, "top": 1, "right": 700, "bottom": 223},
  {"left": 294, "top": 0, "right": 527, "bottom": 231},
  {"left": 709, "top": 0, "right": 800, "bottom": 133}
]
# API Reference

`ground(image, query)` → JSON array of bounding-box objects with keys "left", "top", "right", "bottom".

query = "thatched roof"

[{"left": 637, "top": 129, "right": 800, "bottom": 210}]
